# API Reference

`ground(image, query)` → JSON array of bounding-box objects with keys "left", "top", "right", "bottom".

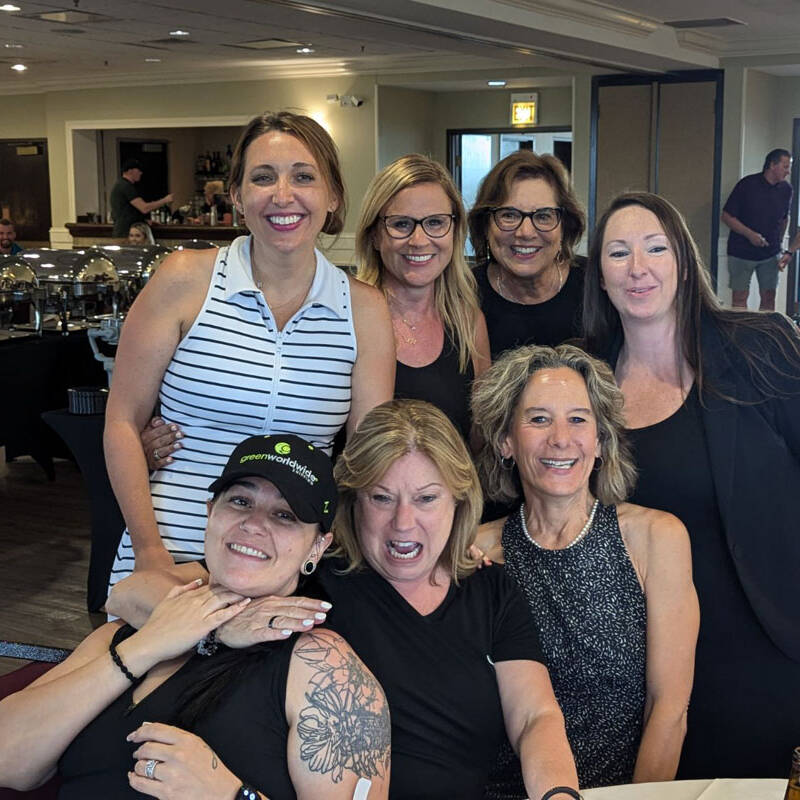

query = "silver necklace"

[
  {"left": 520, "top": 498, "right": 599, "bottom": 550},
  {"left": 493, "top": 261, "right": 563, "bottom": 304}
]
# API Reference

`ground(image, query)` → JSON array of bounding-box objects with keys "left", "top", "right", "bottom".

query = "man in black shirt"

[{"left": 109, "top": 158, "right": 173, "bottom": 238}]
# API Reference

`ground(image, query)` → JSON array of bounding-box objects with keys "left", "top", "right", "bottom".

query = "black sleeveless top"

[
  {"left": 474, "top": 262, "right": 584, "bottom": 359},
  {"left": 485, "top": 502, "right": 646, "bottom": 794},
  {"left": 394, "top": 329, "right": 474, "bottom": 440},
  {"left": 58, "top": 625, "right": 298, "bottom": 799}
]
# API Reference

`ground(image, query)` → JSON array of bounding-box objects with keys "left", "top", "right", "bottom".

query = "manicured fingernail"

[
  {"left": 320, "top": 601, "right": 332, "bottom": 610},
  {"left": 281, "top": 629, "right": 292, "bottom": 636},
  {"left": 174, "top": 442, "right": 181, "bottom": 449},
  {"left": 169, "top": 425, "right": 177, "bottom": 431},
  {"left": 302, "top": 619, "right": 313, "bottom": 626},
  {"left": 241, "top": 597, "right": 251, "bottom": 604},
  {"left": 175, "top": 432, "right": 183, "bottom": 440},
  {"left": 314, "top": 612, "right": 327, "bottom": 620},
  {"left": 194, "top": 578, "right": 203, "bottom": 585},
  {"left": 166, "top": 457, "right": 173, "bottom": 463}
]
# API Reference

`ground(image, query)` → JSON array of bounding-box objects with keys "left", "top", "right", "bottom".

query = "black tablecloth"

[
  {"left": 0, "top": 331, "right": 106, "bottom": 478},
  {"left": 41, "top": 409, "right": 124, "bottom": 612}
]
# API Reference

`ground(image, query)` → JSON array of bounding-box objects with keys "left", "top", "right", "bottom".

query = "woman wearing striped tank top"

[{"left": 104, "top": 111, "right": 395, "bottom": 589}]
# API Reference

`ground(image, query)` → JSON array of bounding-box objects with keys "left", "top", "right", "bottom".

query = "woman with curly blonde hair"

[
  {"left": 355, "top": 154, "right": 490, "bottom": 440},
  {"left": 472, "top": 344, "right": 698, "bottom": 792}
]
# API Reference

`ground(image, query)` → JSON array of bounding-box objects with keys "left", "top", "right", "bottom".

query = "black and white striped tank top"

[{"left": 109, "top": 236, "right": 356, "bottom": 586}]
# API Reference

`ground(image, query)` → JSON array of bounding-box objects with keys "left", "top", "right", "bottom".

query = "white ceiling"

[{"left": 0, "top": 0, "right": 799, "bottom": 93}]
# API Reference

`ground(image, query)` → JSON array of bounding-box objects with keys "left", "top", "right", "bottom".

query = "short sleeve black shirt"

[
  {"left": 110, "top": 176, "right": 145, "bottom": 237},
  {"left": 724, "top": 172, "right": 792, "bottom": 260},
  {"left": 316, "top": 561, "right": 542, "bottom": 800}
]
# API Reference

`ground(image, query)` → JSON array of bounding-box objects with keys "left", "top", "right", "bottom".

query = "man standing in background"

[
  {"left": 0, "top": 218, "right": 23, "bottom": 255},
  {"left": 722, "top": 148, "right": 792, "bottom": 310},
  {"left": 110, "top": 158, "right": 173, "bottom": 238}
]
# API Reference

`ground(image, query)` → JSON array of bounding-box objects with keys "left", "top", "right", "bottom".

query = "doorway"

[{"left": 0, "top": 139, "right": 52, "bottom": 243}]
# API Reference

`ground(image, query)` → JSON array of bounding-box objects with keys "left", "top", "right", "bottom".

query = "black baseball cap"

[
  {"left": 122, "top": 158, "right": 143, "bottom": 172},
  {"left": 208, "top": 434, "right": 338, "bottom": 531}
]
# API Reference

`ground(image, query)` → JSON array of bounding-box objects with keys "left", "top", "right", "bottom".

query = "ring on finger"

[
  {"left": 144, "top": 759, "right": 159, "bottom": 780},
  {"left": 153, "top": 448, "right": 160, "bottom": 460},
  {"left": 268, "top": 615, "right": 279, "bottom": 629}
]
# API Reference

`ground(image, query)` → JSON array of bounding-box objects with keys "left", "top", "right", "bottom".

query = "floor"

[{"left": 0, "top": 457, "right": 105, "bottom": 676}]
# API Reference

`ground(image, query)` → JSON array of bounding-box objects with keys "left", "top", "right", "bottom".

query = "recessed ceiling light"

[
  {"left": 487, "top": 80, "right": 506, "bottom": 87},
  {"left": 145, "top": 57, "right": 161, "bottom": 62},
  {"left": 169, "top": 29, "right": 190, "bottom": 36},
  {"left": 4, "top": 42, "right": 23, "bottom": 48},
  {"left": 11, "top": 63, "right": 27, "bottom": 71},
  {"left": 296, "top": 46, "right": 314, "bottom": 54},
  {"left": 0, "top": 4, "right": 21, "bottom": 11}
]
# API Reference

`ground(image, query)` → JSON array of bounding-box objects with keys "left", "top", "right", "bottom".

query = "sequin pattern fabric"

[{"left": 486, "top": 502, "right": 647, "bottom": 795}]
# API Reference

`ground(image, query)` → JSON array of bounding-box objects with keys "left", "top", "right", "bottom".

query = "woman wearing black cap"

[{"left": 0, "top": 435, "right": 390, "bottom": 800}]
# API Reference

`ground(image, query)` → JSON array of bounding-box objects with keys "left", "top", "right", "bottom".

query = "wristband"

[
  {"left": 235, "top": 785, "right": 259, "bottom": 800},
  {"left": 541, "top": 788, "right": 582, "bottom": 800},
  {"left": 782, "top": 250, "right": 793, "bottom": 257},
  {"left": 109, "top": 641, "right": 141, "bottom": 685}
]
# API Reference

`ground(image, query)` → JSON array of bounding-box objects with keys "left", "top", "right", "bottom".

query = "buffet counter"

[{"left": 65, "top": 222, "right": 247, "bottom": 247}]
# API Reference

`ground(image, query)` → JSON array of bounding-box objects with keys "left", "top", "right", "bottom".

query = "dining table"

[{"left": 583, "top": 778, "right": 786, "bottom": 799}]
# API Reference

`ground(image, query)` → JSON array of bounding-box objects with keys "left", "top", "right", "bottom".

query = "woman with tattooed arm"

[
  {"left": 109, "top": 402, "right": 579, "bottom": 800},
  {"left": 0, "top": 434, "right": 390, "bottom": 800}
]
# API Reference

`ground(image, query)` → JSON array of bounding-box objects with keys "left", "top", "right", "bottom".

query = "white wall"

[{"left": 72, "top": 129, "right": 100, "bottom": 218}]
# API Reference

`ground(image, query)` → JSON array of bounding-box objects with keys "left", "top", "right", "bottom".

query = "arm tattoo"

[{"left": 294, "top": 632, "right": 390, "bottom": 783}]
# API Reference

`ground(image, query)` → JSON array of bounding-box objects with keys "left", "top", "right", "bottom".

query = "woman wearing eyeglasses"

[
  {"left": 355, "top": 154, "right": 491, "bottom": 441},
  {"left": 467, "top": 152, "right": 586, "bottom": 359}
]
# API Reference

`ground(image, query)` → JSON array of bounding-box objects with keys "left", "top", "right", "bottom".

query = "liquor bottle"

[{"left": 786, "top": 747, "right": 800, "bottom": 800}]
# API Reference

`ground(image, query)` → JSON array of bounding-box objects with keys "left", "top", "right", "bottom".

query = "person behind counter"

[
  {"left": 584, "top": 191, "right": 800, "bottom": 779},
  {"left": 199, "top": 179, "right": 233, "bottom": 225},
  {"left": 109, "top": 399, "right": 581, "bottom": 800},
  {"left": 0, "top": 218, "right": 23, "bottom": 255},
  {"left": 127, "top": 221, "right": 155, "bottom": 246},
  {"left": 110, "top": 158, "right": 174, "bottom": 238},
  {"left": 471, "top": 344, "right": 698, "bottom": 791},
  {"left": 355, "top": 154, "right": 490, "bottom": 441},
  {"left": 0, "top": 433, "right": 390, "bottom": 799},
  {"left": 467, "top": 151, "right": 586, "bottom": 359},
  {"left": 103, "top": 110, "right": 394, "bottom": 588}
]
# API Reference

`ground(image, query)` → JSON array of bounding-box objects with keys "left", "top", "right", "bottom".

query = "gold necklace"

[{"left": 493, "top": 260, "right": 563, "bottom": 304}]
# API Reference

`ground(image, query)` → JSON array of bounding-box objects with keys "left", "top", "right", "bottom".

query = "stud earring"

[{"left": 301, "top": 560, "right": 316, "bottom": 575}]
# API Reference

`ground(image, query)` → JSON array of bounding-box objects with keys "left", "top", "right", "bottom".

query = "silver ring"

[
  {"left": 153, "top": 448, "right": 160, "bottom": 460},
  {"left": 145, "top": 759, "right": 158, "bottom": 780}
]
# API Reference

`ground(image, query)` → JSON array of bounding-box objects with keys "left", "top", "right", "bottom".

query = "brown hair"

[
  {"left": 467, "top": 150, "right": 585, "bottom": 267},
  {"left": 332, "top": 399, "right": 482, "bottom": 583},
  {"left": 228, "top": 110, "right": 346, "bottom": 235},
  {"left": 355, "top": 154, "right": 481, "bottom": 371},
  {"left": 472, "top": 344, "right": 636, "bottom": 505},
  {"left": 584, "top": 191, "right": 800, "bottom": 401}
]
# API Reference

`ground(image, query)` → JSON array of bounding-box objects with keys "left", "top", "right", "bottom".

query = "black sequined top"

[{"left": 485, "top": 502, "right": 647, "bottom": 796}]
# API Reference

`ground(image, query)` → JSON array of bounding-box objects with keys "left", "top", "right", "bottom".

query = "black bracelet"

[
  {"left": 541, "top": 788, "right": 582, "bottom": 800},
  {"left": 109, "top": 641, "right": 139, "bottom": 684},
  {"left": 234, "top": 784, "right": 259, "bottom": 800}
]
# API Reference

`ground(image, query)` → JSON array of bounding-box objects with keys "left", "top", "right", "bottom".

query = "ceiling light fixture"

[
  {"left": 169, "top": 29, "right": 190, "bottom": 36},
  {"left": 488, "top": 80, "right": 506, "bottom": 87},
  {"left": 0, "top": 4, "right": 21, "bottom": 11},
  {"left": 11, "top": 63, "right": 27, "bottom": 71},
  {"left": 296, "top": 46, "right": 314, "bottom": 54},
  {"left": 145, "top": 57, "right": 161, "bottom": 62},
  {"left": 4, "top": 42, "right": 23, "bottom": 48}
]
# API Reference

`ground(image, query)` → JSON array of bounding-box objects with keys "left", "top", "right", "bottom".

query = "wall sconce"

[{"left": 510, "top": 92, "right": 538, "bottom": 125}]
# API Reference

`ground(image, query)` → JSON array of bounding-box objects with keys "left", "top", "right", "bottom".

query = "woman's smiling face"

[
  {"left": 233, "top": 131, "right": 338, "bottom": 258},
  {"left": 599, "top": 203, "right": 679, "bottom": 326}
]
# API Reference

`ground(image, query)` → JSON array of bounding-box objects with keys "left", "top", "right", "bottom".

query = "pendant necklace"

[{"left": 494, "top": 261, "right": 563, "bottom": 304}]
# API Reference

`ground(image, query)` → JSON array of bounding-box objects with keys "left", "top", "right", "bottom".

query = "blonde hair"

[
  {"left": 332, "top": 399, "right": 482, "bottom": 583},
  {"left": 355, "top": 154, "right": 481, "bottom": 372},
  {"left": 471, "top": 344, "right": 636, "bottom": 505},
  {"left": 204, "top": 180, "right": 225, "bottom": 197}
]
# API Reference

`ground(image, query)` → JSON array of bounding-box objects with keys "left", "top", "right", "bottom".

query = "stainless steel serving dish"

[
  {"left": 0, "top": 256, "right": 39, "bottom": 295},
  {"left": 72, "top": 251, "right": 120, "bottom": 295},
  {"left": 139, "top": 246, "right": 172, "bottom": 285}
]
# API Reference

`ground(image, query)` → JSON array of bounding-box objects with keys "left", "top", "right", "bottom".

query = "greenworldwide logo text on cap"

[{"left": 274, "top": 441, "right": 291, "bottom": 455}]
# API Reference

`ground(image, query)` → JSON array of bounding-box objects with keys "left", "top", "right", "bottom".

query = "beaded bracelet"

[
  {"left": 196, "top": 629, "right": 220, "bottom": 656},
  {"left": 109, "top": 641, "right": 140, "bottom": 684}
]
